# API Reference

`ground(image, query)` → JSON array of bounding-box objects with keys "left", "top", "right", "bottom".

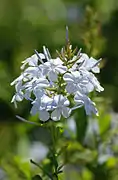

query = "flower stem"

[{"left": 49, "top": 121, "right": 59, "bottom": 180}]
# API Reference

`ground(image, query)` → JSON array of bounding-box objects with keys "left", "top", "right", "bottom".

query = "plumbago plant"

[{"left": 11, "top": 27, "right": 104, "bottom": 179}]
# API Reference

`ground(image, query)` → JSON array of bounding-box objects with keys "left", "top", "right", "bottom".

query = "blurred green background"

[{"left": 0, "top": 0, "right": 118, "bottom": 179}]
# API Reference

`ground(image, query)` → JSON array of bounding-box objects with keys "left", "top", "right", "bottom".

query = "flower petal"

[
  {"left": 56, "top": 65, "right": 67, "bottom": 74},
  {"left": 51, "top": 108, "right": 61, "bottom": 121},
  {"left": 62, "top": 107, "right": 70, "bottom": 118},
  {"left": 48, "top": 71, "right": 57, "bottom": 81},
  {"left": 39, "top": 110, "right": 50, "bottom": 121},
  {"left": 66, "top": 83, "right": 77, "bottom": 93},
  {"left": 63, "top": 73, "right": 74, "bottom": 82}
]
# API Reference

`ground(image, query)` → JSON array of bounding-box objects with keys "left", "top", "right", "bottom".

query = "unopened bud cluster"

[{"left": 11, "top": 44, "right": 104, "bottom": 121}]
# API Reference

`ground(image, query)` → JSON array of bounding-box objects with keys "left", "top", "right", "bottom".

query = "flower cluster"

[{"left": 11, "top": 45, "right": 104, "bottom": 121}]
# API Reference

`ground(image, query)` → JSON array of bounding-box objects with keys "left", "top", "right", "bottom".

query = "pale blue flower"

[
  {"left": 63, "top": 71, "right": 89, "bottom": 94},
  {"left": 74, "top": 91, "right": 98, "bottom": 116},
  {"left": 51, "top": 95, "right": 70, "bottom": 121},
  {"left": 40, "top": 58, "right": 67, "bottom": 81},
  {"left": 11, "top": 46, "right": 104, "bottom": 121},
  {"left": 21, "top": 53, "right": 45, "bottom": 69},
  {"left": 77, "top": 53, "right": 100, "bottom": 73}
]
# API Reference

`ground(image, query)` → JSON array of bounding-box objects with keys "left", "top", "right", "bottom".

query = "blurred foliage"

[{"left": 0, "top": 0, "right": 118, "bottom": 179}]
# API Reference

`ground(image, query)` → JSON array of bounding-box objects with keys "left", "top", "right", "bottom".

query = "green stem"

[{"left": 49, "top": 122, "right": 59, "bottom": 180}]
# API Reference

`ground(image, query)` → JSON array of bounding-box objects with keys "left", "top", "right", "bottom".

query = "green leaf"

[
  {"left": 74, "top": 108, "right": 87, "bottom": 143},
  {"left": 98, "top": 113, "right": 111, "bottom": 135},
  {"left": 32, "top": 175, "right": 42, "bottom": 180}
]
